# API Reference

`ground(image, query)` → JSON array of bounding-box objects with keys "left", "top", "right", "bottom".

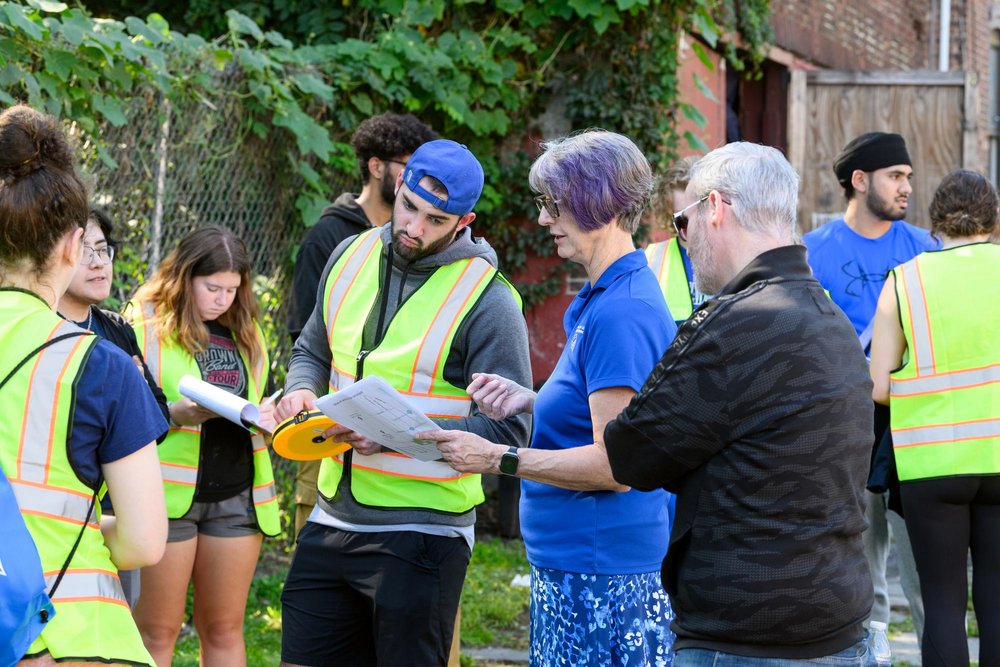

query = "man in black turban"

[{"left": 803, "top": 131, "right": 938, "bottom": 645}]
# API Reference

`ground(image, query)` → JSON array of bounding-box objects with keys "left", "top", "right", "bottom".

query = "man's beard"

[
  {"left": 380, "top": 170, "right": 397, "bottom": 207},
  {"left": 391, "top": 227, "right": 457, "bottom": 261},
  {"left": 865, "top": 187, "right": 906, "bottom": 221},
  {"left": 689, "top": 228, "right": 722, "bottom": 295}
]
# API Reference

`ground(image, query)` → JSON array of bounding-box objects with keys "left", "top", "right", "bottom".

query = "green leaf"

[
  {"left": 690, "top": 6, "right": 719, "bottom": 49},
  {"left": 568, "top": 0, "right": 603, "bottom": 19},
  {"left": 690, "top": 41, "right": 715, "bottom": 71},
  {"left": 683, "top": 130, "right": 709, "bottom": 153},
  {"left": 680, "top": 102, "right": 707, "bottom": 129},
  {"left": 125, "top": 16, "right": 164, "bottom": 44},
  {"left": 58, "top": 12, "right": 90, "bottom": 46},
  {"left": 296, "top": 161, "right": 322, "bottom": 190},
  {"left": 291, "top": 72, "right": 333, "bottom": 100},
  {"left": 349, "top": 92, "right": 373, "bottom": 115},
  {"left": 43, "top": 49, "right": 76, "bottom": 81},
  {"left": 213, "top": 49, "right": 234, "bottom": 71},
  {"left": 24, "top": 0, "right": 67, "bottom": 13},
  {"left": 23, "top": 71, "right": 41, "bottom": 104},
  {"left": 96, "top": 144, "right": 119, "bottom": 169},
  {"left": 692, "top": 72, "right": 717, "bottom": 102},
  {"left": 264, "top": 30, "right": 293, "bottom": 49},
  {"left": 0, "top": 89, "right": 15, "bottom": 104},
  {"left": 226, "top": 9, "right": 264, "bottom": 42},
  {"left": 4, "top": 4, "right": 44, "bottom": 41},
  {"left": 295, "top": 192, "right": 328, "bottom": 227},
  {"left": 92, "top": 93, "right": 127, "bottom": 126},
  {"left": 273, "top": 107, "right": 334, "bottom": 162}
]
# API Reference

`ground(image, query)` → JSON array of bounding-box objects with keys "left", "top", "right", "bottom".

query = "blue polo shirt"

[
  {"left": 804, "top": 218, "right": 938, "bottom": 337},
  {"left": 520, "top": 250, "right": 676, "bottom": 575}
]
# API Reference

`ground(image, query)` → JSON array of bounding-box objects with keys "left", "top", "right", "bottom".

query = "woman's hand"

[
  {"left": 467, "top": 373, "right": 536, "bottom": 420},
  {"left": 256, "top": 399, "right": 277, "bottom": 433},
  {"left": 170, "top": 396, "right": 216, "bottom": 426},
  {"left": 418, "top": 429, "right": 504, "bottom": 474}
]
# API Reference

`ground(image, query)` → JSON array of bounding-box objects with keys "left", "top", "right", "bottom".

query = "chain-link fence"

[{"left": 79, "top": 76, "right": 347, "bottom": 381}]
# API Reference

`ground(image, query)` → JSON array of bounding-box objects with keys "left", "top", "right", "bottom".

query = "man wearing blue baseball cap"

[{"left": 276, "top": 139, "right": 532, "bottom": 666}]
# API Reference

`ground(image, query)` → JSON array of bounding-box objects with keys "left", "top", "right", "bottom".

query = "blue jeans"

[{"left": 674, "top": 636, "right": 875, "bottom": 667}]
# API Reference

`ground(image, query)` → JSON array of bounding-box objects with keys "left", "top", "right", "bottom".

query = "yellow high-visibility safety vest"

[
  {"left": 889, "top": 243, "right": 1000, "bottom": 482},
  {"left": 0, "top": 289, "right": 154, "bottom": 665},
  {"left": 129, "top": 301, "right": 280, "bottom": 536},
  {"left": 318, "top": 229, "right": 522, "bottom": 513},
  {"left": 645, "top": 238, "right": 694, "bottom": 322}
]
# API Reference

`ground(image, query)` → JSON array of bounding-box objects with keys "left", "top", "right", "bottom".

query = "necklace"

[{"left": 84, "top": 305, "right": 93, "bottom": 331}]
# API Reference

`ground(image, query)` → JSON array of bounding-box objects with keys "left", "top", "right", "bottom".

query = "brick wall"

[{"left": 770, "top": 0, "right": 932, "bottom": 70}]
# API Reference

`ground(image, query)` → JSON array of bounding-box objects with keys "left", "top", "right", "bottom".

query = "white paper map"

[{"left": 314, "top": 376, "right": 442, "bottom": 461}]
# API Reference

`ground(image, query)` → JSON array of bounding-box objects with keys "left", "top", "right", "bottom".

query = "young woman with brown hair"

[{"left": 127, "top": 226, "right": 279, "bottom": 666}]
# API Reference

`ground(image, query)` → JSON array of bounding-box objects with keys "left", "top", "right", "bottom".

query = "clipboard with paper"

[{"left": 313, "top": 376, "right": 443, "bottom": 461}]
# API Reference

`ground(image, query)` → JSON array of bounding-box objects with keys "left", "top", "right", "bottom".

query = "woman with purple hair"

[{"left": 423, "top": 130, "right": 677, "bottom": 665}]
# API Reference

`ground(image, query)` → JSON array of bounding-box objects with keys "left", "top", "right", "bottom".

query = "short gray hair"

[
  {"left": 528, "top": 130, "right": 653, "bottom": 233},
  {"left": 688, "top": 142, "right": 799, "bottom": 238}
]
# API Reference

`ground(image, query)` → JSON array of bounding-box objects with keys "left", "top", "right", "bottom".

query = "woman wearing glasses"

[
  {"left": 423, "top": 130, "right": 677, "bottom": 666},
  {"left": 644, "top": 156, "right": 707, "bottom": 325},
  {"left": 0, "top": 104, "right": 166, "bottom": 666},
  {"left": 59, "top": 208, "right": 169, "bottom": 428},
  {"left": 57, "top": 207, "right": 170, "bottom": 610}
]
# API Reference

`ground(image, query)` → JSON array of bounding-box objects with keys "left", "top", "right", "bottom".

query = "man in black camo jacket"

[{"left": 605, "top": 142, "right": 877, "bottom": 666}]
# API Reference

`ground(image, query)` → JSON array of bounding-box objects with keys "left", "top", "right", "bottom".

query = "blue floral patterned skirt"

[{"left": 529, "top": 565, "right": 675, "bottom": 667}]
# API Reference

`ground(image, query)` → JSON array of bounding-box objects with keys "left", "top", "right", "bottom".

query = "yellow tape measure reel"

[{"left": 272, "top": 410, "right": 351, "bottom": 461}]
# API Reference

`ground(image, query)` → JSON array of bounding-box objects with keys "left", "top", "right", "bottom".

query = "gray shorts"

[{"left": 167, "top": 487, "right": 261, "bottom": 542}]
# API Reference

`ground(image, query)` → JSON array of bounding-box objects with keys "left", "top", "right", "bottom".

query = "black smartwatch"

[{"left": 498, "top": 446, "right": 520, "bottom": 476}]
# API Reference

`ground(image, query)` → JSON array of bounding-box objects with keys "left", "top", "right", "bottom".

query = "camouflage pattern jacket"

[{"left": 605, "top": 245, "right": 875, "bottom": 659}]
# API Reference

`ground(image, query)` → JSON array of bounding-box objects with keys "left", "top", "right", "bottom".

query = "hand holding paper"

[
  {"left": 177, "top": 375, "right": 276, "bottom": 434},
  {"left": 314, "top": 376, "right": 443, "bottom": 461}
]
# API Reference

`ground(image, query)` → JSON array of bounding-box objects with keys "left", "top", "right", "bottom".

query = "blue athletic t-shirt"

[
  {"left": 69, "top": 338, "right": 168, "bottom": 487},
  {"left": 520, "top": 250, "right": 676, "bottom": 575},
  {"left": 803, "top": 218, "right": 939, "bottom": 337}
]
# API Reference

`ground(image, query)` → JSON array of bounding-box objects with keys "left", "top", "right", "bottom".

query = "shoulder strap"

[
  {"left": 0, "top": 331, "right": 90, "bottom": 394},
  {"left": 0, "top": 329, "right": 98, "bottom": 599}
]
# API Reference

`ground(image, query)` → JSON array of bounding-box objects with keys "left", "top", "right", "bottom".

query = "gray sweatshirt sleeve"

[
  {"left": 440, "top": 278, "right": 533, "bottom": 448},
  {"left": 284, "top": 238, "right": 355, "bottom": 395}
]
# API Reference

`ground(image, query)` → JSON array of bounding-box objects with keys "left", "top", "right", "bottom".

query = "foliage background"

[{"left": 1, "top": 0, "right": 771, "bottom": 548}]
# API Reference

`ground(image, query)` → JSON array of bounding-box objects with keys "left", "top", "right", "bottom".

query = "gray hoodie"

[{"left": 286, "top": 223, "right": 532, "bottom": 527}]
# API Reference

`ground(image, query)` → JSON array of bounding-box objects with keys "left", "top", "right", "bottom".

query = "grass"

[
  {"left": 459, "top": 537, "right": 531, "bottom": 649},
  {"left": 168, "top": 534, "right": 530, "bottom": 665}
]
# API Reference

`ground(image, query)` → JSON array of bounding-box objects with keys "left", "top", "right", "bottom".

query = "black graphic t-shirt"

[{"left": 193, "top": 320, "right": 254, "bottom": 503}]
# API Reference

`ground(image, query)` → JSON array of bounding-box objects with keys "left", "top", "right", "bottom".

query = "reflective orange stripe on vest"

[
  {"left": 17, "top": 320, "right": 92, "bottom": 483},
  {"left": 409, "top": 259, "right": 494, "bottom": 395},
  {"left": 328, "top": 450, "right": 472, "bottom": 481},
  {"left": 11, "top": 479, "right": 97, "bottom": 529},
  {"left": 325, "top": 230, "right": 383, "bottom": 355},
  {"left": 893, "top": 418, "right": 1000, "bottom": 448},
  {"left": 44, "top": 569, "right": 128, "bottom": 607},
  {"left": 891, "top": 363, "right": 1000, "bottom": 397},
  {"left": 896, "top": 261, "right": 935, "bottom": 375}
]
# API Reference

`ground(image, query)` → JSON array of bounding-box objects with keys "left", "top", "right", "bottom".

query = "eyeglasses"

[
  {"left": 384, "top": 158, "right": 408, "bottom": 168},
  {"left": 534, "top": 194, "right": 560, "bottom": 219},
  {"left": 672, "top": 193, "right": 732, "bottom": 242},
  {"left": 81, "top": 245, "right": 115, "bottom": 265}
]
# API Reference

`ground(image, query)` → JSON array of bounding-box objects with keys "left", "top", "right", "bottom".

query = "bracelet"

[{"left": 167, "top": 401, "right": 180, "bottom": 429}]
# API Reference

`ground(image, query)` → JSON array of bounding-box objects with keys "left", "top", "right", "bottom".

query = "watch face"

[{"left": 499, "top": 449, "right": 519, "bottom": 475}]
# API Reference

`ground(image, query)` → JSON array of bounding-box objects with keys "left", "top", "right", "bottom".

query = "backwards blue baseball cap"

[{"left": 402, "top": 139, "right": 484, "bottom": 215}]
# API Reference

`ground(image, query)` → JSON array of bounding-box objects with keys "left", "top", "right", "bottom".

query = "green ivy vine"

[{"left": 0, "top": 0, "right": 773, "bottom": 306}]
